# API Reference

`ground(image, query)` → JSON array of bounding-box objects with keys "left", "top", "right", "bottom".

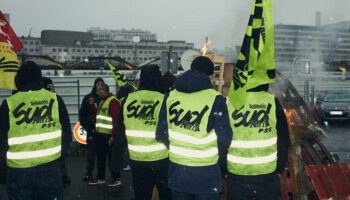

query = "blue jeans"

[
  {"left": 172, "top": 190, "right": 220, "bottom": 200},
  {"left": 6, "top": 161, "right": 63, "bottom": 200}
]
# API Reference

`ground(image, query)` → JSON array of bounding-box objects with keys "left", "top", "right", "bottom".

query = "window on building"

[
  {"left": 24, "top": 48, "right": 27, "bottom": 52},
  {"left": 153, "top": 51, "right": 156, "bottom": 54},
  {"left": 63, "top": 49, "right": 67, "bottom": 52},
  {"left": 29, "top": 49, "right": 33, "bottom": 52},
  {"left": 72, "top": 49, "right": 75, "bottom": 52},
  {"left": 100, "top": 50, "right": 104, "bottom": 53},
  {"left": 82, "top": 49, "right": 86, "bottom": 53},
  {"left": 23, "top": 41, "right": 28, "bottom": 45},
  {"left": 127, "top": 57, "right": 131, "bottom": 60},
  {"left": 35, "top": 49, "right": 39, "bottom": 52},
  {"left": 30, "top": 41, "right": 33, "bottom": 45},
  {"left": 139, "top": 50, "right": 143, "bottom": 54},
  {"left": 77, "top": 49, "right": 80, "bottom": 52},
  {"left": 88, "top": 49, "right": 91, "bottom": 53},
  {"left": 118, "top": 50, "right": 121, "bottom": 54},
  {"left": 58, "top": 48, "right": 62, "bottom": 52},
  {"left": 35, "top": 42, "right": 39, "bottom": 45},
  {"left": 122, "top": 50, "right": 126, "bottom": 54},
  {"left": 149, "top": 51, "right": 152, "bottom": 54},
  {"left": 53, "top": 56, "right": 57, "bottom": 59},
  {"left": 72, "top": 56, "right": 75, "bottom": 59},
  {"left": 95, "top": 49, "right": 99, "bottom": 53},
  {"left": 53, "top": 48, "right": 57, "bottom": 52},
  {"left": 110, "top": 50, "right": 114, "bottom": 53}
]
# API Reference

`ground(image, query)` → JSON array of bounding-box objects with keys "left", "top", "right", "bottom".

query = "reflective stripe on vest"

[
  {"left": 6, "top": 89, "right": 61, "bottom": 168},
  {"left": 227, "top": 91, "right": 277, "bottom": 175},
  {"left": 96, "top": 96, "right": 116, "bottom": 134},
  {"left": 166, "top": 89, "right": 220, "bottom": 167},
  {"left": 124, "top": 90, "right": 168, "bottom": 162}
]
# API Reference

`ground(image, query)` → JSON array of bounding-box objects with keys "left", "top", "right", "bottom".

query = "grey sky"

[{"left": 1, "top": 0, "right": 350, "bottom": 49}]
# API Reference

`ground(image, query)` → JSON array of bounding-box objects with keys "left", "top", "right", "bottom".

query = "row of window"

[
  {"left": 57, "top": 56, "right": 155, "bottom": 61},
  {"left": 51, "top": 48, "right": 159, "bottom": 55},
  {"left": 22, "top": 41, "right": 40, "bottom": 45},
  {"left": 22, "top": 48, "right": 40, "bottom": 52}
]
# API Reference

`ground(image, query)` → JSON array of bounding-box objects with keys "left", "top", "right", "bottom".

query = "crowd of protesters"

[{"left": 0, "top": 57, "right": 289, "bottom": 200}]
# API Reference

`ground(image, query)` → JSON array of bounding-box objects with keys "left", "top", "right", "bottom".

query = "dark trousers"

[
  {"left": 86, "top": 137, "right": 96, "bottom": 176},
  {"left": 227, "top": 174, "right": 280, "bottom": 200},
  {"left": 60, "top": 143, "right": 69, "bottom": 177},
  {"left": 131, "top": 165, "right": 171, "bottom": 200},
  {"left": 6, "top": 161, "right": 63, "bottom": 200},
  {"left": 95, "top": 133, "right": 120, "bottom": 179},
  {"left": 172, "top": 190, "right": 219, "bottom": 200}
]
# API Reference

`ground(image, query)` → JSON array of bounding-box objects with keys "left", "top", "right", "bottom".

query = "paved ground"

[
  {"left": 0, "top": 122, "right": 349, "bottom": 200},
  {"left": 0, "top": 147, "right": 135, "bottom": 200},
  {"left": 320, "top": 121, "right": 350, "bottom": 165}
]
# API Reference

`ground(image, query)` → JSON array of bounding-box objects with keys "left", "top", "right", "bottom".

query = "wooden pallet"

[{"left": 305, "top": 163, "right": 350, "bottom": 200}]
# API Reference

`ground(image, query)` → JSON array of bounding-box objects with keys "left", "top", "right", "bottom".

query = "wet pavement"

[
  {"left": 320, "top": 122, "right": 350, "bottom": 165},
  {"left": 0, "top": 147, "right": 135, "bottom": 200}
]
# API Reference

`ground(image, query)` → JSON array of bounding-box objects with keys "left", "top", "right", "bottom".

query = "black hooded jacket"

[
  {"left": 155, "top": 70, "right": 233, "bottom": 194},
  {"left": 78, "top": 78, "right": 104, "bottom": 139},
  {"left": 0, "top": 63, "right": 71, "bottom": 183}
]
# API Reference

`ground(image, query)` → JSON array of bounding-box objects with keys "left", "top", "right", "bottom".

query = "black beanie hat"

[
  {"left": 139, "top": 64, "right": 163, "bottom": 92},
  {"left": 15, "top": 61, "right": 42, "bottom": 89},
  {"left": 191, "top": 56, "right": 214, "bottom": 75}
]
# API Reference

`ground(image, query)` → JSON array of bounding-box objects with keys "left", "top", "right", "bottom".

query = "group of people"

[{"left": 0, "top": 55, "right": 290, "bottom": 200}]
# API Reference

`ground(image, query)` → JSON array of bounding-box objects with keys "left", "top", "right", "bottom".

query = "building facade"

[
  {"left": 87, "top": 27, "right": 157, "bottom": 41},
  {"left": 17, "top": 30, "right": 194, "bottom": 69},
  {"left": 274, "top": 22, "right": 350, "bottom": 64}
]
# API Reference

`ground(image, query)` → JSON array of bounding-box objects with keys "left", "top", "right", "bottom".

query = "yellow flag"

[
  {"left": 107, "top": 62, "right": 137, "bottom": 90},
  {"left": 227, "top": 0, "right": 276, "bottom": 109},
  {"left": 0, "top": 11, "right": 23, "bottom": 90},
  {"left": 0, "top": 43, "right": 20, "bottom": 90}
]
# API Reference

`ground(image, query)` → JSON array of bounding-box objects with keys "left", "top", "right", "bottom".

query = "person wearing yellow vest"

[
  {"left": 79, "top": 77, "right": 105, "bottom": 182},
  {"left": 156, "top": 56, "right": 233, "bottom": 200},
  {"left": 114, "top": 65, "right": 171, "bottom": 200},
  {"left": 87, "top": 83, "right": 122, "bottom": 187},
  {"left": 0, "top": 61, "right": 71, "bottom": 200},
  {"left": 226, "top": 84, "right": 290, "bottom": 200}
]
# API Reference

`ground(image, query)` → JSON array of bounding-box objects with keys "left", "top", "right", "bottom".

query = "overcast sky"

[{"left": 1, "top": 0, "right": 350, "bottom": 49}]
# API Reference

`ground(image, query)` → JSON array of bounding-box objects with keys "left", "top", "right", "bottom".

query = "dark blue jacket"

[{"left": 156, "top": 70, "right": 233, "bottom": 194}]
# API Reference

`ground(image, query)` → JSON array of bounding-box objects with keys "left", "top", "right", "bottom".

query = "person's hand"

[
  {"left": 89, "top": 97, "right": 94, "bottom": 105},
  {"left": 108, "top": 137, "right": 114, "bottom": 146}
]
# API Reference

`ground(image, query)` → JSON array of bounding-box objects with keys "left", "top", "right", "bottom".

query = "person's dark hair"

[
  {"left": 190, "top": 56, "right": 214, "bottom": 76},
  {"left": 92, "top": 77, "right": 105, "bottom": 94},
  {"left": 15, "top": 61, "right": 42, "bottom": 90},
  {"left": 101, "top": 84, "right": 110, "bottom": 93},
  {"left": 139, "top": 65, "right": 163, "bottom": 92},
  {"left": 42, "top": 77, "right": 53, "bottom": 91},
  {"left": 117, "top": 84, "right": 135, "bottom": 100}
]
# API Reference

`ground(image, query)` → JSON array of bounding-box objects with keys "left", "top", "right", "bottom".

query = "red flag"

[
  {"left": 0, "top": 10, "right": 22, "bottom": 90},
  {"left": 0, "top": 11, "right": 22, "bottom": 52}
]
